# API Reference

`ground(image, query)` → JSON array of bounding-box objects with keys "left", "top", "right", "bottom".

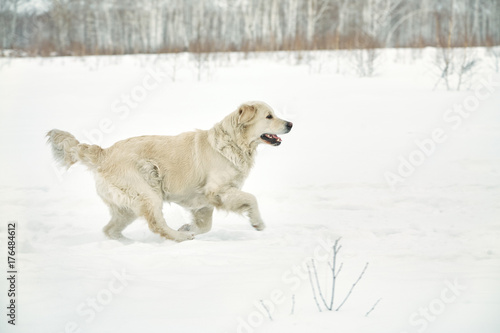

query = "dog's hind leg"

[
  {"left": 139, "top": 195, "right": 195, "bottom": 242},
  {"left": 179, "top": 207, "right": 214, "bottom": 235},
  {"left": 103, "top": 205, "right": 136, "bottom": 240}
]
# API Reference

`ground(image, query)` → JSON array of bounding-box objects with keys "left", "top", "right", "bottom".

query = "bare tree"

[
  {"left": 306, "top": 0, "right": 329, "bottom": 49},
  {"left": 1, "top": 0, "right": 500, "bottom": 56},
  {"left": 433, "top": 0, "right": 479, "bottom": 90},
  {"left": 0, "top": 0, "right": 26, "bottom": 49}
]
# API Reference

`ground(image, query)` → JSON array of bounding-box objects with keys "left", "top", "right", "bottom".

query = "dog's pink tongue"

[{"left": 271, "top": 134, "right": 282, "bottom": 141}]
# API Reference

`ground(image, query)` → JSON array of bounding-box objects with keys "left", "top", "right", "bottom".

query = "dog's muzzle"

[{"left": 260, "top": 122, "right": 293, "bottom": 146}]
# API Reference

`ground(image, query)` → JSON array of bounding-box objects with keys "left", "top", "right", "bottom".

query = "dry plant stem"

[
  {"left": 259, "top": 300, "right": 273, "bottom": 321},
  {"left": 335, "top": 262, "right": 369, "bottom": 311},
  {"left": 365, "top": 298, "right": 382, "bottom": 317},
  {"left": 311, "top": 259, "right": 329, "bottom": 310},
  {"left": 307, "top": 262, "right": 323, "bottom": 312},
  {"left": 328, "top": 238, "right": 342, "bottom": 310}
]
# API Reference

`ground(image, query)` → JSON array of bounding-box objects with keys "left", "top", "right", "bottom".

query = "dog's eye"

[{"left": 266, "top": 114, "right": 273, "bottom": 119}]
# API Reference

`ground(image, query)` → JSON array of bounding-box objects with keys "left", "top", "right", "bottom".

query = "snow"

[{"left": 0, "top": 49, "right": 499, "bottom": 333}]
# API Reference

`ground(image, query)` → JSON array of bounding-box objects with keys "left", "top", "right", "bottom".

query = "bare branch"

[
  {"left": 335, "top": 262, "right": 343, "bottom": 278},
  {"left": 335, "top": 262, "right": 369, "bottom": 311},
  {"left": 311, "top": 259, "right": 329, "bottom": 309},
  {"left": 365, "top": 298, "right": 382, "bottom": 317},
  {"left": 307, "top": 262, "right": 323, "bottom": 312},
  {"left": 328, "top": 237, "right": 341, "bottom": 310},
  {"left": 259, "top": 300, "right": 273, "bottom": 321}
]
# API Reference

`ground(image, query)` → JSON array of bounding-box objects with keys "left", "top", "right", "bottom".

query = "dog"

[{"left": 47, "top": 101, "right": 293, "bottom": 242}]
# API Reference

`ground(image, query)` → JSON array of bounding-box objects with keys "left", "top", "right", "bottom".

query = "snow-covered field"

[{"left": 0, "top": 49, "right": 499, "bottom": 333}]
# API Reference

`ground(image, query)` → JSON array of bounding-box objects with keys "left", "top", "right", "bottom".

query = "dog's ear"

[{"left": 237, "top": 104, "right": 256, "bottom": 124}]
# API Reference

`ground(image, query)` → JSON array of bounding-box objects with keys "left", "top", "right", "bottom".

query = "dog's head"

[{"left": 235, "top": 101, "right": 293, "bottom": 146}]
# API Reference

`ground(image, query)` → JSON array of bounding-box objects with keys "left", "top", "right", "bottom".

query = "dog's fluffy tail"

[{"left": 46, "top": 129, "right": 104, "bottom": 169}]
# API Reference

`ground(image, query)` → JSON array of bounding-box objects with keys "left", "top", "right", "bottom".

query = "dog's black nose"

[{"left": 286, "top": 122, "right": 293, "bottom": 130}]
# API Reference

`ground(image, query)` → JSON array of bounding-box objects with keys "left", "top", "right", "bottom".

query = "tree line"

[{"left": 1, "top": 0, "right": 499, "bottom": 56}]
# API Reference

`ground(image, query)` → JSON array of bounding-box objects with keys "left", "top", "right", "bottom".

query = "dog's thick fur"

[{"left": 47, "top": 101, "right": 292, "bottom": 241}]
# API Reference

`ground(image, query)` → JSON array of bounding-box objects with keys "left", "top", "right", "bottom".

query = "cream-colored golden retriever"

[{"left": 47, "top": 101, "right": 293, "bottom": 242}]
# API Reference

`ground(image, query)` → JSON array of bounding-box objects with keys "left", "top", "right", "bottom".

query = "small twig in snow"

[
  {"left": 311, "top": 259, "right": 329, "bottom": 309},
  {"left": 335, "top": 262, "right": 369, "bottom": 311},
  {"left": 259, "top": 300, "right": 273, "bottom": 321},
  {"left": 290, "top": 294, "right": 295, "bottom": 315},
  {"left": 335, "top": 262, "right": 343, "bottom": 278},
  {"left": 328, "top": 238, "right": 341, "bottom": 310},
  {"left": 365, "top": 298, "right": 382, "bottom": 317},
  {"left": 307, "top": 263, "right": 323, "bottom": 312}
]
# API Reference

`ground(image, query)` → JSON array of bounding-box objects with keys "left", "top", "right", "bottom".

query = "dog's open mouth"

[{"left": 261, "top": 133, "right": 282, "bottom": 146}]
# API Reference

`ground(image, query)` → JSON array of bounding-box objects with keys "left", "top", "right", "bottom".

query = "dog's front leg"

[
  {"left": 178, "top": 207, "right": 214, "bottom": 235},
  {"left": 218, "top": 188, "right": 265, "bottom": 231}
]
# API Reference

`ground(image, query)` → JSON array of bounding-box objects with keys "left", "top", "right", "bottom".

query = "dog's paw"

[
  {"left": 252, "top": 222, "right": 266, "bottom": 231},
  {"left": 175, "top": 231, "right": 195, "bottom": 242},
  {"left": 178, "top": 224, "right": 191, "bottom": 232}
]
